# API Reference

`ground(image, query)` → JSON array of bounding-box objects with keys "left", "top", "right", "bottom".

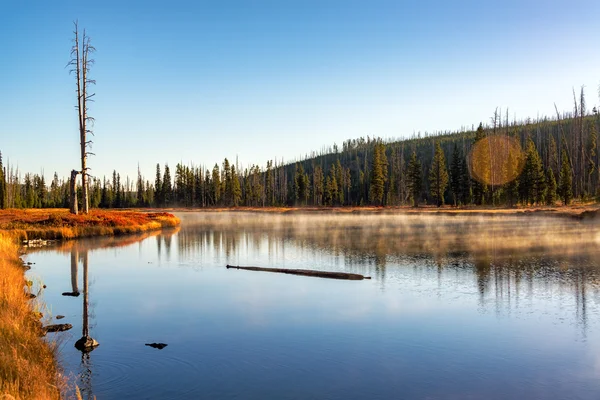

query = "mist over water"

[{"left": 27, "top": 212, "right": 600, "bottom": 399}]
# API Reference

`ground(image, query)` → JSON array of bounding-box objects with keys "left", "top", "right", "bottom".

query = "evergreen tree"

[
  {"left": 471, "top": 123, "right": 489, "bottom": 205},
  {"left": 154, "top": 164, "right": 162, "bottom": 206},
  {"left": 265, "top": 161, "right": 274, "bottom": 206},
  {"left": 313, "top": 165, "right": 324, "bottom": 205},
  {"left": 335, "top": 159, "right": 346, "bottom": 205},
  {"left": 429, "top": 142, "right": 449, "bottom": 206},
  {"left": 558, "top": 150, "right": 573, "bottom": 205},
  {"left": 546, "top": 168, "right": 557, "bottom": 205},
  {"left": 223, "top": 158, "right": 232, "bottom": 206},
  {"left": 459, "top": 154, "right": 471, "bottom": 205},
  {"left": 450, "top": 144, "right": 461, "bottom": 206},
  {"left": 369, "top": 144, "right": 386, "bottom": 205},
  {"left": 407, "top": 151, "right": 422, "bottom": 207},
  {"left": 136, "top": 165, "right": 144, "bottom": 206},
  {"left": 520, "top": 138, "right": 545, "bottom": 204},
  {"left": 587, "top": 120, "right": 597, "bottom": 197},
  {"left": 231, "top": 165, "right": 242, "bottom": 206},
  {"left": 163, "top": 164, "right": 172, "bottom": 206},
  {"left": 211, "top": 164, "right": 221, "bottom": 206},
  {"left": 294, "top": 163, "right": 307, "bottom": 205},
  {"left": 504, "top": 148, "right": 520, "bottom": 207},
  {"left": 328, "top": 164, "right": 338, "bottom": 205}
]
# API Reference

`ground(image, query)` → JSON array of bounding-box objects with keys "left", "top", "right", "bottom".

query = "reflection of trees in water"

[{"left": 176, "top": 213, "right": 600, "bottom": 334}]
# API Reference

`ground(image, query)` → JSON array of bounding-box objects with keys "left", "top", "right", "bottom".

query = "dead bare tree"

[{"left": 68, "top": 21, "right": 96, "bottom": 214}]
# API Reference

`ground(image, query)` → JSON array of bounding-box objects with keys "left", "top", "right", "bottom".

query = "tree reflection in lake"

[{"left": 176, "top": 212, "right": 600, "bottom": 335}]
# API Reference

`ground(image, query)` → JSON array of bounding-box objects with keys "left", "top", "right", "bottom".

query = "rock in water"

[
  {"left": 145, "top": 343, "right": 168, "bottom": 349},
  {"left": 43, "top": 323, "right": 73, "bottom": 333},
  {"left": 62, "top": 291, "right": 80, "bottom": 297},
  {"left": 75, "top": 336, "right": 99, "bottom": 352},
  {"left": 56, "top": 315, "right": 65, "bottom": 320}
]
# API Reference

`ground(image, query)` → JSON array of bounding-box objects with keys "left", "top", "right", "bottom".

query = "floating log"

[
  {"left": 43, "top": 323, "right": 73, "bottom": 334},
  {"left": 226, "top": 265, "right": 371, "bottom": 280}
]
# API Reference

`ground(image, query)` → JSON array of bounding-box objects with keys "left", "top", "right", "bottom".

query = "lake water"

[{"left": 26, "top": 212, "right": 600, "bottom": 399}]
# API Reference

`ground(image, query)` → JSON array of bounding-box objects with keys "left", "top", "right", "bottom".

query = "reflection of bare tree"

[
  {"left": 62, "top": 247, "right": 81, "bottom": 297},
  {"left": 75, "top": 250, "right": 99, "bottom": 352}
]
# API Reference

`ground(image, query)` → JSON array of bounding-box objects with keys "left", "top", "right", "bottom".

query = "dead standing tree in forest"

[{"left": 68, "top": 21, "right": 96, "bottom": 214}]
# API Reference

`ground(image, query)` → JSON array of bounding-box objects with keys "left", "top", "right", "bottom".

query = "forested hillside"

[{"left": 2, "top": 90, "right": 599, "bottom": 209}]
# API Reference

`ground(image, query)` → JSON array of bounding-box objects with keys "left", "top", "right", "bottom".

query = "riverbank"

[
  {"left": 0, "top": 209, "right": 180, "bottom": 241},
  {"left": 0, "top": 233, "right": 61, "bottom": 399},
  {"left": 0, "top": 209, "right": 180, "bottom": 399},
  {"left": 146, "top": 204, "right": 600, "bottom": 219}
]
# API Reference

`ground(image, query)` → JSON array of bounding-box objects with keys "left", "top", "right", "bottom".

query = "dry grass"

[
  {"left": 0, "top": 209, "right": 180, "bottom": 241},
  {"left": 0, "top": 209, "right": 179, "bottom": 399},
  {"left": 0, "top": 233, "right": 61, "bottom": 399},
  {"left": 156, "top": 204, "right": 600, "bottom": 219}
]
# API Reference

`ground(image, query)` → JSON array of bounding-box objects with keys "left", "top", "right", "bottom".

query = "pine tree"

[
  {"left": 546, "top": 168, "right": 557, "bottom": 205},
  {"left": 587, "top": 120, "right": 597, "bottom": 197},
  {"left": 294, "top": 163, "right": 307, "bottom": 205},
  {"left": 369, "top": 144, "right": 385, "bottom": 205},
  {"left": 558, "top": 150, "right": 573, "bottom": 205},
  {"left": 471, "top": 123, "right": 490, "bottom": 205},
  {"left": 504, "top": 148, "right": 520, "bottom": 207},
  {"left": 231, "top": 165, "right": 242, "bottom": 206},
  {"left": 459, "top": 154, "right": 471, "bottom": 205},
  {"left": 520, "top": 138, "right": 545, "bottom": 204},
  {"left": 429, "top": 142, "right": 449, "bottom": 206},
  {"left": 335, "top": 159, "right": 345, "bottom": 205},
  {"left": 223, "top": 158, "right": 232, "bottom": 206},
  {"left": 450, "top": 144, "right": 461, "bottom": 206},
  {"left": 328, "top": 164, "right": 338, "bottom": 205},
  {"left": 163, "top": 164, "right": 172, "bottom": 206},
  {"left": 407, "top": 151, "right": 422, "bottom": 207},
  {"left": 313, "top": 165, "right": 324, "bottom": 205},
  {"left": 154, "top": 164, "right": 162, "bottom": 206},
  {"left": 136, "top": 165, "right": 144, "bottom": 206},
  {"left": 211, "top": 164, "right": 221, "bottom": 205}
]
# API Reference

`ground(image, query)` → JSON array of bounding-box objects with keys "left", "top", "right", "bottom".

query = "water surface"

[{"left": 26, "top": 212, "right": 600, "bottom": 399}]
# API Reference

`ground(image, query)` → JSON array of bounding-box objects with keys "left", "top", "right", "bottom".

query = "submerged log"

[
  {"left": 226, "top": 265, "right": 371, "bottom": 280},
  {"left": 43, "top": 323, "right": 73, "bottom": 334}
]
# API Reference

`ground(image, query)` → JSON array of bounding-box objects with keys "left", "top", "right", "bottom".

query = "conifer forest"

[{"left": 1, "top": 89, "right": 599, "bottom": 210}]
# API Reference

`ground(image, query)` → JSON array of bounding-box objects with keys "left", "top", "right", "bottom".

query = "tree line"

[{"left": 1, "top": 88, "right": 599, "bottom": 210}]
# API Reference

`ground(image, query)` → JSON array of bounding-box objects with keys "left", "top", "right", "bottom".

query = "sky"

[{"left": 1, "top": 0, "right": 600, "bottom": 182}]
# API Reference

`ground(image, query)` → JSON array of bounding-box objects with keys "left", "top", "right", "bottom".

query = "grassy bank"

[
  {"left": 0, "top": 233, "right": 61, "bottom": 399},
  {"left": 0, "top": 209, "right": 180, "bottom": 241},
  {"left": 0, "top": 209, "right": 180, "bottom": 399},
  {"left": 154, "top": 204, "right": 600, "bottom": 219}
]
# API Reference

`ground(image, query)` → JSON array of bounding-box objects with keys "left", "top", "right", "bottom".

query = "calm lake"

[{"left": 26, "top": 212, "right": 600, "bottom": 400}]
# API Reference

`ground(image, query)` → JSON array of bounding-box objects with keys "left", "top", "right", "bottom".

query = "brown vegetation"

[
  {"left": 0, "top": 208, "right": 180, "bottom": 241},
  {"left": 0, "top": 233, "right": 61, "bottom": 399},
  {"left": 0, "top": 209, "right": 179, "bottom": 399},
  {"left": 158, "top": 204, "right": 600, "bottom": 218}
]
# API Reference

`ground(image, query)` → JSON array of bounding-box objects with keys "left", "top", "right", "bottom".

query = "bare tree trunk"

[{"left": 70, "top": 169, "right": 79, "bottom": 214}]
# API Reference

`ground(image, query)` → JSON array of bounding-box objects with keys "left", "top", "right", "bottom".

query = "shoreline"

[
  {"left": 0, "top": 209, "right": 180, "bottom": 399},
  {"left": 139, "top": 204, "right": 600, "bottom": 220}
]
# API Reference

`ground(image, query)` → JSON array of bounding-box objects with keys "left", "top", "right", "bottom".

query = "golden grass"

[
  {"left": 0, "top": 233, "right": 61, "bottom": 399},
  {"left": 0, "top": 209, "right": 180, "bottom": 399},
  {"left": 0, "top": 209, "right": 180, "bottom": 241}
]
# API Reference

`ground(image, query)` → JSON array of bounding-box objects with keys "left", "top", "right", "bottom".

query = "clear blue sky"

[{"left": 1, "top": 0, "right": 599, "bottom": 182}]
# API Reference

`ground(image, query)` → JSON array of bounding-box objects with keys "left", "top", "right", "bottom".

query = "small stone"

[
  {"left": 62, "top": 292, "right": 80, "bottom": 297},
  {"left": 56, "top": 315, "right": 65, "bottom": 320}
]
